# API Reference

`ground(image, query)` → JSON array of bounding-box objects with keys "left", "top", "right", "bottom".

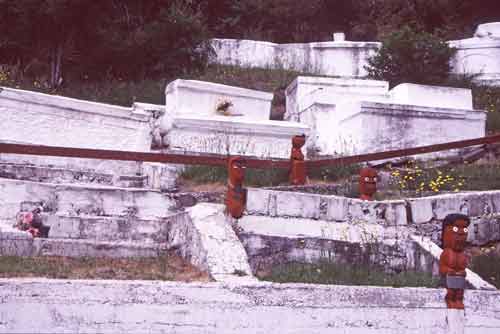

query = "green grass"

[
  {"left": 473, "top": 85, "right": 500, "bottom": 133},
  {"left": 180, "top": 165, "right": 289, "bottom": 187},
  {"left": 260, "top": 261, "right": 440, "bottom": 288},
  {"left": 0, "top": 254, "right": 210, "bottom": 281},
  {"left": 0, "top": 64, "right": 307, "bottom": 108}
]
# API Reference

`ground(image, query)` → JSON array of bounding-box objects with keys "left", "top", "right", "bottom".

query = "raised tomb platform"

[
  {"left": 449, "top": 22, "right": 500, "bottom": 86},
  {"left": 210, "top": 38, "right": 381, "bottom": 78},
  {"left": 166, "top": 115, "right": 308, "bottom": 159},
  {"left": 0, "top": 87, "right": 155, "bottom": 176},
  {"left": 160, "top": 79, "right": 309, "bottom": 158},
  {"left": 285, "top": 77, "right": 486, "bottom": 157},
  {"left": 211, "top": 22, "right": 500, "bottom": 87}
]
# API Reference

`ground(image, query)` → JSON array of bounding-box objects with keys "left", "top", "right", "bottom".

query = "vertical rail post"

[
  {"left": 289, "top": 135, "right": 306, "bottom": 185},
  {"left": 359, "top": 167, "right": 377, "bottom": 201},
  {"left": 225, "top": 156, "right": 247, "bottom": 219}
]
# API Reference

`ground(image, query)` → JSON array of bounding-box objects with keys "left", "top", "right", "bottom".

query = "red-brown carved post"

[
  {"left": 359, "top": 167, "right": 377, "bottom": 200},
  {"left": 225, "top": 156, "right": 247, "bottom": 219},
  {"left": 290, "top": 135, "right": 306, "bottom": 185},
  {"left": 439, "top": 213, "right": 470, "bottom": 309}
]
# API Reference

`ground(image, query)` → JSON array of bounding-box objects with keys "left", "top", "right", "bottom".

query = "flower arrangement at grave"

[{"left": 215, "top": 98, "right": 234, "bottom": 116}]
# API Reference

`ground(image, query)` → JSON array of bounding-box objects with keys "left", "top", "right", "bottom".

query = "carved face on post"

[
  {"left": 359, "top": 167, "right": 377, "bottom": 200},
  {"left": 228, "top": 156, "right": 246, "bottom": 187},
  {"left": 292, "top": 135, "right": 306, "bottom": 150},
  {"left": 442, "top": 214, "right": 470, "bottom": 251}
]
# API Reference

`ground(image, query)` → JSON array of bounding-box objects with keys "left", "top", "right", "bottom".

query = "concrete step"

[
  {"left": 0, "top": 178, "right": 176, "bottom": 224},
  {"left": 0, "top": 162, "right": 148, "bottom": 188},
  {"left": 41, "top": 212, "right": 188, "bottom": 244},
  {"left": 0, "top": 224, "right": 168, "bottom": 258}
]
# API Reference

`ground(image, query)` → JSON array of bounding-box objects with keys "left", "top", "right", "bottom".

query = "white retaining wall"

[
  {"left": 0, "top": 87, "right": 154, "bottom": 175},
  {"left": 0, "top": 278, "right": 499, "bottom": 333},
  {"left": 247, "top": 188, "right": 500, "bottom": 247}
]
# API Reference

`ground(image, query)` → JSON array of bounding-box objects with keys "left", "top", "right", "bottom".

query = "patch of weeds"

[
  {"left": 453, "top": 163, "right": 500, "bottom": 191},
  {"left": 470, "top": 253, "right": 500, "bottom": 289},
  {"left": 308, "top": 163, "right": 360, "bottom": 183},
  {"left": 260, "top": 261, "right": 439, "bottom": 288},
  {"left": 473, "top": 85, "right": 500, "bottom": 134},
  {"left": 388, "top": 161, "right": 466, "bottom": 195},
  {"left": 0, "top": 254, "right": 211, "bottom": 282}
]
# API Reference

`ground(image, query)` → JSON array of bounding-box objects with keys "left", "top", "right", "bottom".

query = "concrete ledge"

[
  {"left": 0, "top": 86, "right": 147, "bottom": 121},
  {"left": 0, "top": 278, "right": 499, "bottom": 333},
  {"left": 246, "top": 188, "right": 408, "bottom": 225},
  {"left": 0, "top": 178, "right": 176, "bottom": 223}
]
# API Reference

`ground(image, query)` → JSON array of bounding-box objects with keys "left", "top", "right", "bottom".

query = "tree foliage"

[
  {"left": 365, "top": 26, "right": 456, "bottom": 87},
  {"left": 0, "top": 0, "right": 499, "bottom": 87}
]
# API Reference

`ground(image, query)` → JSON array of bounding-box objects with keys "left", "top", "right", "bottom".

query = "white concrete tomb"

[{"left": 165, "top": 79, "right": 273, "bottom": 121}]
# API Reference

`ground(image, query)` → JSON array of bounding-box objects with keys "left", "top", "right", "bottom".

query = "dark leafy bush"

[{"left": 365, "top": 26, "right": 456, "bottom": 87}]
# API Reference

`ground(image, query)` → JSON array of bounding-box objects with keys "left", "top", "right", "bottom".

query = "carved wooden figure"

[
  {"left": 359, "top": 167, "right": 377, "bottom": 201},
  {"left": 290, "top": 135, "right": 306, "bottom": 185},
  {"left": 439, "top": 213, "right": 470, "bottom": 309},
  {"left": 226, "top": 156, "right": 247, "bottom": 219}
]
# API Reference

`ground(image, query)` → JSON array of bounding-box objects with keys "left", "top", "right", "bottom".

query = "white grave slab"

[
  {"left": 334, "top": 101, "right": 486, "bottom": 156},
  {"left": 0, "top": 87, "right": 153, "bottom": 174},
  {"left": 390, "top": 83, "right": 473, "bottom": 110},
  {"left": 286, "top": 78, "right": 486, "bottom": 157},
  {"left": 449, "top": 22, "right": 500, "bottom": 86},
  {"left": 166, "top": 115, "right": 309, "bottom": 159},
  {"left": 285, "top": 76, "right": 389, "bottom": 121},
  {"left": 165, "top": 79, "right": 273, "bottom": 121},
  {"left": 210, "top": 39, "right": 381, "bottom": 78}
]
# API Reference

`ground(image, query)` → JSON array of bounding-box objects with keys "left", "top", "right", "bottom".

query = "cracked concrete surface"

[
  {"left": 168, "top": 203, "right": 257, "bottom": 283},
  {"left": 0, "top": 278, "right": 499, "bottom": 333}
]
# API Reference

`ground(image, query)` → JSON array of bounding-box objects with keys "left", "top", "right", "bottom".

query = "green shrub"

[{"left": 365, "top": 26, "right": 455, "bottom": 87}]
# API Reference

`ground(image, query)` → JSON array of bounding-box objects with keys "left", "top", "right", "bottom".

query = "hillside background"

[{"left": 0, "top": 0, "right": 499, "bottom": 118}]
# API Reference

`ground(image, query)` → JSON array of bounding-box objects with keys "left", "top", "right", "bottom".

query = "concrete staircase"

[{"left": 0, "top": 170, "right": 180, "bottom": 258}]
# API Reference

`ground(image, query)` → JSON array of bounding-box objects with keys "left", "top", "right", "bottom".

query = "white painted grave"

[
  {"left": 166, "top": 115, "right": 308, "bottom": 158},
  {"left": 449, "top": 22, "right": 500, "bottom": 86},
  {"left": 165, "top": 79, "right": 273, "bottom": 120},
  {"left": 210, "top": 38, "right": 381, "bottom": 78},
  {"left": 286, "top": 77, "right": 486, "bottom": 157},
  {"left": 285, "top": 76, "right": 389, "bottom": 121},
  {"left": 0, "top": 87, "right": 154, "bottom": 175},
  {"left": 161, "top": 79, "right": 309, "bottom": 159}
]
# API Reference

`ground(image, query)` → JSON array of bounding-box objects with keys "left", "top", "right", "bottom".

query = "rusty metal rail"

[
  {"left": 306, "top": 134, "right": 500, "bottom": 168},
  {"left": 0, "top": 143, "right": 290, "bottom": 168},
  {"left": 1, "top": 133, "right": 500, "bottom": 170}
]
